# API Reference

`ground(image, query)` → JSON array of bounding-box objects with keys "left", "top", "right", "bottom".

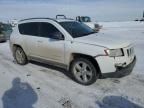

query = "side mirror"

[{"left": 51, "top": 32, "right": 64, "bottom": 40}]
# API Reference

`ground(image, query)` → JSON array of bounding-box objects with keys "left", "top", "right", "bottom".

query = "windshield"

[
  {"left": 59, "top": 21, "right": 95, "bottom": 38},
  {"left": 81, "top": 17, "right": 91, "bottom": 22}
]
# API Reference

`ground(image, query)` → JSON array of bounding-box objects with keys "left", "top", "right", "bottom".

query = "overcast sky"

[{"left": 0, "top": 0, "right": 144, "bottom": 22}]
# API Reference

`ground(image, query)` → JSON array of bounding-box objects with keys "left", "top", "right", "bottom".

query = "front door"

[{"left": 36, "top": 22, "right": 65, "bottom": 64}]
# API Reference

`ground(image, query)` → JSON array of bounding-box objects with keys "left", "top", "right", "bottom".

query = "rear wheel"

[
  {"left": 14, "top": 47, "right": 28, "bottom": 65},
  {"left": 70, "top": 58, "right": 98, "bottom": 85}
]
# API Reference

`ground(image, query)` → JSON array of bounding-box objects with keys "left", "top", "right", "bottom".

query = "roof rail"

[
  {"left": 56, "top": 15, "right": 66, "bottom": 19},
  {"left": 19, "top": 17, "right": 57, "bottom": 22},
  {"left": 19, "top": 17, "right": 75, "bottom": 23}
]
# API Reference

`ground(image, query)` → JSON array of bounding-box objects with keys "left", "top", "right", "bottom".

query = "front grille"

[{"left": 127, "top": 47, "right": 134, "bottom": 57}]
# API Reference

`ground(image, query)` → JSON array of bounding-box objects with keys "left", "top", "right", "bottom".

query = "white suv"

[{"left": 10, "top": 18, "right": 136, "bottom": 85}]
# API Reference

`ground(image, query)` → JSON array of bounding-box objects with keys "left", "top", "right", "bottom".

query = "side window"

[
  {"left": 40, "top": 22, "right": 64, "bottom": 40},
  {"left": 18, "top": 22, "right": 39, "bottom": 36}
]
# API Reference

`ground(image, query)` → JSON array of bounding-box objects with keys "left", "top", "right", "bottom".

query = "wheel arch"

[
  {"left": 12, "top": 44, "right": 28, "bottom": 58},
  {"left": 12, "top": 44, "right": 28, "bottom": 65},
  {"left": 13, "top": 44, "right": 22, "bottom": 50},
  {"left": 69, "top": 53, "right": 101, "bottom": 75}
]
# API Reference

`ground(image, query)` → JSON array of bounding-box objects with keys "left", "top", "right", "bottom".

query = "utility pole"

[{"left": 143, "top": 10, "right": 144, "bottom": 18}]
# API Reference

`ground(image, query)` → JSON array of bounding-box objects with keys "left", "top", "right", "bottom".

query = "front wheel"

[
  {"left": 70, "top": 58, "right": 98, "bottom": 85},
  {"left": 14, "top": 47, "right": 28, "bottom": 65}
]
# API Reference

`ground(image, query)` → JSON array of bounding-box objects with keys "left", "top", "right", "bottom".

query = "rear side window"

[{"left": 18, "top": 22, "right": 39, "bottom": 36}]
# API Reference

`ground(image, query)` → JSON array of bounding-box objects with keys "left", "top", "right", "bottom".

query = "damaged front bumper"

[{"left": 102, "top": 56, "right": 136, "bottom": 78}]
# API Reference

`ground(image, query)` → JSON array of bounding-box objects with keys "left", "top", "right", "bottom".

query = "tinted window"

[
  {"left": 40, "top": 22, "right": 62, "bottom": 39},
  {"left": 18, "top": 22, "right": 39, "bottom": 36},
  {"left": 59, "top": 21, "right": 95, "bottom": 38}
]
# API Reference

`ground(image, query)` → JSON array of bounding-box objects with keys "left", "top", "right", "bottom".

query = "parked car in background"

[
  {"left": 10, "top": 17, "right": 136, "bottom": 85},
  {"left": 56, "top": 15, "right": 102, "bottom": 32},
  {"left": 0, "top": 24, "right": 7, "bottom": 42},
  {"left": 0, "top": 33, "right": 7, "bottom": 42},
  {"left": 76, "top": 16, "right": 102, "bottom": 32},
  {"left": 2, "top": 23, "right": 13, "bottom": 40},
  {"left": 0, "top": 22, "right": 12, "bottom": 42}
]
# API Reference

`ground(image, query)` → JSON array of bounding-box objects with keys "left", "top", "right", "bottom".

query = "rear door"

[{"left": 18, "top": 22, "right": 41, "bottom": 56}]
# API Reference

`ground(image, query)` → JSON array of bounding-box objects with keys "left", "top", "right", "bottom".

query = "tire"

[
  {"left": 14, "top": 47, "right": 28, "bottom": 65},
  {"left": 70, "top": 58, "right": 98, "bottom": 85}
]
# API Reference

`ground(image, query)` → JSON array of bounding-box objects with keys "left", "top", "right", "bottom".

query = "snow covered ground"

[{"left": 0, "top": 21, "right": 144, "bottom": 108}]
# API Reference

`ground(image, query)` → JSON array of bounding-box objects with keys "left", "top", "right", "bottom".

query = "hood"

[{"left": 74, "top": 33, "right": 131, "bottom": 49}]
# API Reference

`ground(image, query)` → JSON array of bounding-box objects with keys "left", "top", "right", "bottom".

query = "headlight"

[{"left": 105, "top": 48, "right": 124, "bottom": 57}]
